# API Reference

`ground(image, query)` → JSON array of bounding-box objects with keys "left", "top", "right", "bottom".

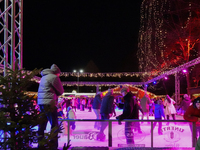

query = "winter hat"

[
  {"left": 50, "top": 64, "right": 61, "bottom": 74},
  {"left": 184, "top": 94, "right": 189, "bottom": 99},
  {"left": 121, "top": 87, "right": 129, "bottom": 93}
]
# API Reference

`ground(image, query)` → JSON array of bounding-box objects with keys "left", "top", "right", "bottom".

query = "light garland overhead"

[
  {"left": 61, "top": 81, "right": 144, "bottom": 87},
  {"left": 59, "top": 71, "right": 158, "bottom": 78},
  {"left": 28, "top": 57, "right": 200, "bottom": 87},
  {"left": 30, "top": 78, "right": 144, "bottom": 87}
]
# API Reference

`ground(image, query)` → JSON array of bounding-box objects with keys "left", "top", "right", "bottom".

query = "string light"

[
  {"left": 138, "top": 0, "right": 169, "bottom": 73},
  {"left": 26, "top": 56, "right": 200, "bottom": 88},
  {"left": 138, "top": 0, "right": 200, "bottom": 81},
  {"left": 59, "top": 71, "right": 160, "bottom": 78}
]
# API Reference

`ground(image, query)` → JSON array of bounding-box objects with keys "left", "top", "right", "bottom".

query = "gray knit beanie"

[{"left": 50, "top": 64, "right": 61, "bottom": 74}]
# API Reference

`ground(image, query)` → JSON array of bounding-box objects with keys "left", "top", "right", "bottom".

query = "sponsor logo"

[
  {"left": 117, "top": 127, "right": 146, "bottom": 143},
  {"left": 162, "top": 126, "right": 184, "bottom": 147},
  {"left": 73, "top": 131, "right": 99, "bottom": 140}
]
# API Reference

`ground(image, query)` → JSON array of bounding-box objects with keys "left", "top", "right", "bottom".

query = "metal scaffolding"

[
  {"left": 145, "top": 57, "right": 200, "bottom": 101},
  {"left": 175, "top": 72, "right": 180, "bottom": 106},
  {"left": 0, "top": 0, "right": 23, "bottom": 75},
  {"left": 145, "top": 57, "right": 200, "bottom": 85}
]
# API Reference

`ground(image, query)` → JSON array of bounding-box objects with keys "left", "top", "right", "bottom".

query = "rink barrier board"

[
  {"left": 59, "top": 119, "right": 197, "bottom": 148},
  {"left": 69, "top": 147, "right": 195, "bottom": 150}
]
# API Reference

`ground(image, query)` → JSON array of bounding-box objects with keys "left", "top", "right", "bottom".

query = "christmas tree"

[{"left": 0, "top": 64, "right": 70, "bottom": 150}]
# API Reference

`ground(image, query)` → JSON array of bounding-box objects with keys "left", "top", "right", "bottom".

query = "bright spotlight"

[{"left": 182, "top": 69, "right": 187, "bottom": 73}]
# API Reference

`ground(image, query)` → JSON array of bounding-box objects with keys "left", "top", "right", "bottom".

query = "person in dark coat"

[
  {"left": 92, "top": 92, "right": 102, "bottom": 130},
  {"left": 152, "top": 99, "right": 165, "bottom": 135},
  {"left": 97, "top": 89, "right": 114, "bottom": 141},
  {"left": 178, "top": 94, "right": 191, "bottom": 115},
  {"left": 184, "top": 97, "right": 200, "bottom": 140},
  {"left": 62, "top": 98, "right": 71, "bottom": 110},
  {"left": 116, "top": 87, "right": 139, "bottom": 144}
]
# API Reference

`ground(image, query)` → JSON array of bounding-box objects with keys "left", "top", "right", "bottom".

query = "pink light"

[
  {"left": 164, "top": 77, "right": 168, "bottom": 80},
  {"left": 182, "top": 69, "right": 187, "bottom": 73}
]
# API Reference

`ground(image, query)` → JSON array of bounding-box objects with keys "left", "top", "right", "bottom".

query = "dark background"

[
  {"left": 23, "top": 1, "right": 186, "bottom": 96},
  {"left": 23, "top": 0, "right": 142, "bottom": 73}
]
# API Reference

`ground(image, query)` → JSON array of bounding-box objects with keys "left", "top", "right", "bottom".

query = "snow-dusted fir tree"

[{"left": 0, "top": 63, "right": 68, "bottom": 150}]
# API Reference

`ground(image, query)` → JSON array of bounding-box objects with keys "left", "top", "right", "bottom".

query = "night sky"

[{"left": 23, "top": 1, "right": 142, "bottom": 73}]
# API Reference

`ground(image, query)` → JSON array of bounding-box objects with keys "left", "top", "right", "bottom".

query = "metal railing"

[{"left": 59, "top": 119, "right": 196, "bottom": 148}]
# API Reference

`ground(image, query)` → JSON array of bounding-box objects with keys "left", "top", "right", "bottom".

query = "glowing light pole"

[{"left": 73, "top": 69, "right": 83, "bottom": 93}]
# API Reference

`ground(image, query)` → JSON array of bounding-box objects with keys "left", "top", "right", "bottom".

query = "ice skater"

[
  {"left": 97, "top": 89, "right": 114, "bottom": 141},
  {"left": 116, "top": 87, "right": 139, "bottom": 144},
  {"left": 164, "top": 95, "right": 176, "bottom": 125},
  {"left": 66, "top": 106, "right": 76, "bottom": 131},
  {"left": 140, "top": 93, "right": 152, "bottom": 123},
  {"left": 92, "top": 92, "right": 102, "bottom": 130},
  {"left": 152, "top": 98, "right": 165, "bottom": 135}
]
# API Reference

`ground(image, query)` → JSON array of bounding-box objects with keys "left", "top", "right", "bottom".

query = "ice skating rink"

[{"left": 34, "top": 108, "right": 195, "bottom": 149}]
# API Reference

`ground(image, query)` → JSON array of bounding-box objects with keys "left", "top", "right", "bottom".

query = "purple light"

[
  {"left": 182, "top": 69, "right": 187, "bottom": 73},
  {"left": 153, "top": 81, "right": 156, "bottom": 84},
  {"left": 164, "top": 77, "right": 168, "bottom": 80}
]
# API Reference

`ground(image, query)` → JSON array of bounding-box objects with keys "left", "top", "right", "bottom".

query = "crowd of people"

[
  {"left": 54, "top": 88, "right": 197, "bottom": 144},
  {"left": 36, "top": 64, "right": 200, "bottom": 149}
]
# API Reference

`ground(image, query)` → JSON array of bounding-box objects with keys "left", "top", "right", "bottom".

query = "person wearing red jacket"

[{"left": 184, "top": 97, "right": 200, "bottom": 140}]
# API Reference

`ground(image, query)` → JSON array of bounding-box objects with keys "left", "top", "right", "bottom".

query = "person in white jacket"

[{"left": 164, "top": 95, "right": 176, "bottom": 125}]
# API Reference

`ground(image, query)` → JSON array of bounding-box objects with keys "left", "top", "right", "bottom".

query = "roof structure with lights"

[{"left": 145, "top": 57, "right": 200, "bottom": 84}]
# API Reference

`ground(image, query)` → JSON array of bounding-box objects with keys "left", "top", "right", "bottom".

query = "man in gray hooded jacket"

[{"left": 37, "top": 64, "right": 64, "bottom": 150}]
